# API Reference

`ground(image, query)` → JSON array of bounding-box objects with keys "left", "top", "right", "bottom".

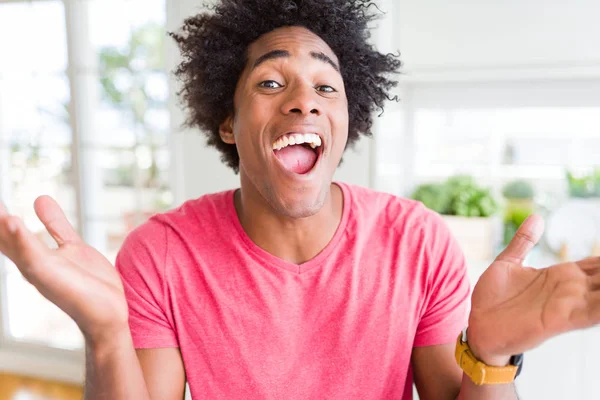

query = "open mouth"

[{"left": 272, "top": 133, "right": 323, "bottom": 175}]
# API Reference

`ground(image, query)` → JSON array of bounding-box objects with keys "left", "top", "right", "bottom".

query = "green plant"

[
  {"left": 411, "top": 175, "right": 498, "bottom": 217},
  {"left": 566, "top": 168, "right": 600, "bottom": 198},
  {"left": 410, "top": 183, "right": 450, "bottom": 214},
  {"left": 500, "top": 180, "right": 536, "bottom": 245},
  {"left": 503, "top": 207, "right": 533, "bottom": 245},
  {"left": 502, "top": 180, "right": 534, "bottom": 200}
]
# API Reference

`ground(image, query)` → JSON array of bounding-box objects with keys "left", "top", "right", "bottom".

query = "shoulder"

[
  {"left": 158, "top": 189, "right": 233, "bottom": 227},
  {"left": 341, "top": 182, "right": 443, "bottom": 235},
  {"left": 342, "top": 183, "right": 461, "bottom": 270},
  {"left": 133, "top": 189, "right": 234, "bottom": 240},
  {"left": 117, "top": 189, "right": 235, "bottom": 268}
]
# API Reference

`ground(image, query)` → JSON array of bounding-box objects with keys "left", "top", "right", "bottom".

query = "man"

[{"left": 0, "top": 1, "right": 599, "bottom": 399}]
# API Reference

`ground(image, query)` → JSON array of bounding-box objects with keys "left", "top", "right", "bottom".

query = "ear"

[{"left": 219, "top": 115, "right": 235, "bottom": 145}]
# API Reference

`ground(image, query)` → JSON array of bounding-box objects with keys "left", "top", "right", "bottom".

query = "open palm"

[
  {"left": 467, "top": 215, "right": 600, "bottom": 365},
  {"left": 0, "top": 196, "right": 129, "bottom": 345}
]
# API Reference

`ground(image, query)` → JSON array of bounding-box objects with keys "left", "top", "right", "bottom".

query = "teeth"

[{"left": 272, "top": 133, "right": 322, "bottom": 151}]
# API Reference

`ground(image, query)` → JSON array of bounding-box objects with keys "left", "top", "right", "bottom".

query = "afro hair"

[{"left": 170, "top": 0, "right": 401, "bottom": 173}]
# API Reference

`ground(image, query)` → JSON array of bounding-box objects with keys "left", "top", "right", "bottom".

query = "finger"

[
  {"left": 0, "top": 215, "right": 50, "bottom": 281},
  {"left": 568, "top": 291, "right": 600, "bottom": 329},
  {"left": 34, "top": 195, "right": 82, "bottom": 247},
  {"left": 583, "top": 291, "right": 600, "bottom": 325},
  {"left": 495, "top": 214, "right": 545, "bottom": 265},
  {"left": 578, "top": 257, "right": 600, "bottom": 275},
  {"left": 588, "top": 271, "right": 600, "bottom": 291}
]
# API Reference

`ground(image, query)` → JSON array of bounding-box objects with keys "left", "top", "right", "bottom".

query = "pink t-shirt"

[{"left": 116, "top": 183, "right": 470, "bottom": 399}]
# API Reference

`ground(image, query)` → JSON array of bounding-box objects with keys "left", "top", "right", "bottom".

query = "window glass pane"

[
  {"left": 0, "top": 1, "right": 67, "bottom": 74},
  {"left": 5, "top": 269, "right": 84, "bottom": 350},
  {"left": 0, "top": 74, "right": 72, "bottom": 148},
  {"left": 1, "top": 144, "right": 79, "bottom": 347},
  {"left": 9, "top": 147, "right": 77, "bottom": 218},
  {"left": 81, "top": 148, "right": 135, "bottom": 263},
  {"left": 139, "top": 144, "right": 173, "bottom": 228},
  {"left": 81, "top": 148, "right": 138, "bottom": 220},
  {"left": 411, "top": 107, "right": 600, "bottom": 215},
  {"left": 414, "top": 107, "right": 600, "bottom": 180},
  {"left": 90, "top": 0, "right": 169, "bottom": 149},
  {"left": 82, "top": 0, "right": 170, "bottom": 264},
  {"left": 89, "top": 0, "right": 166, "bottom": 50},
  {"left": 2, "top": 144, "right": 81, "bottom": 348},
  {"left": 94, "top": 106, "right": 138, "bottom": 148},
  {"left": 83, "top": 148, "right": 171, "bottom": 263},
  {"left": 143, "top": 108, "right": 170, "bottom": 147}
]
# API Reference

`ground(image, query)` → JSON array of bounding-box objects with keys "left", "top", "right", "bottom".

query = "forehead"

[{"left": 247, "top": 26, "right": 340, "bottom": 66}]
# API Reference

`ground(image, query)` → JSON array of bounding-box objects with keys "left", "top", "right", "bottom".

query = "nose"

[{"left": 280, "top": 84, "right": 321, "bottom": 116}]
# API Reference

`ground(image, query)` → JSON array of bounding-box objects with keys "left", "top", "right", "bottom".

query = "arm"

[
  {"left": 410, "top": 209, "right": 519, "bottom": 400},
  {"left": 0, "top": 197, "right": 156, "bottom": 399},
  {"left": 111, "top": 213, "right": 187, "bottom": 398},
  {"left": 83, "top": 335, "right": 186, "bottom": 400},
  {"left": 415, "top": 214, "right": 600, "bottom": 399},
  {"left": 136, "top": 348, "right": 187, "bottom": 399},
  {"left": 84, "top": 333, "right": 151, "bottom": 400},
  {"left": 412, "top": 344, "right": 518, "bottom": 400}
]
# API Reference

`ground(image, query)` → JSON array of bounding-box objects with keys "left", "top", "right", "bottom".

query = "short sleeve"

[
  {"left": 115, "top": 218, "right": 179, "bottom": 349},
  {"left": 413, "top": 211, "right": 471, "bottom": 347}
]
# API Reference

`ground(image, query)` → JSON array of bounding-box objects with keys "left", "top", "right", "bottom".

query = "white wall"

[{"left": 397, "top": 0, "right": 600, "bottom": 80}]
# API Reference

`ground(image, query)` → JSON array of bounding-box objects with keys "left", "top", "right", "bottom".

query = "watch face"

[{"left": 510, "top": 354, "right": 524, "bottom": 377}]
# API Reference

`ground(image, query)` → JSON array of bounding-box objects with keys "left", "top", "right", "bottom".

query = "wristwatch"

[{"left": 455, "top": 328, "right": 524, "bottom": 385}]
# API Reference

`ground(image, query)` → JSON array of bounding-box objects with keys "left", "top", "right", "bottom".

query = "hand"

[
  {"left": 467, "top": 214, "right": 600, "bottom": 366},
  {"left": 0, "top": 196, "right": 129, "bottom": 346}
]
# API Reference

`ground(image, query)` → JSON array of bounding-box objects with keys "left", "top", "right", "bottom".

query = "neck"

[{"left": 234, "top": 182, "right": 344, "bottom": 265}]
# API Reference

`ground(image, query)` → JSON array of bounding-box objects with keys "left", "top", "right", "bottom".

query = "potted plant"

[{"left": 412, "top": 175, "right": 501, "bottom": 262}]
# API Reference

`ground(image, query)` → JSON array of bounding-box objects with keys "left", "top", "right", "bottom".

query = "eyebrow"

[
  {"left": 251, "top": 49, "right": 340, "bottom": 73},
  {"left": 310, "top": 51, "right": 340, "bottom": 72}
]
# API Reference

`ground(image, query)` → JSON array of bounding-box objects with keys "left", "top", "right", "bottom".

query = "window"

[
  {"left": 413, "top": 107, "right": 600, "bottom": 189},
  {"left": 384, "top": 81, "right": 600, "bottom": 200},
  {"left": 0, "top": 0, "right": 170, "bottom": 354}
]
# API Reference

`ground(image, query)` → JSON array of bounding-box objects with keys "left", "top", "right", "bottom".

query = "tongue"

[{"left": 274, "top": 145, "right": 317, "bottom": 174}]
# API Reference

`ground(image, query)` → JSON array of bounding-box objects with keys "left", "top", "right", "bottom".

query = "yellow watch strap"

[{"left": 455, "top": 332, "right": 519, "bottom": 385}]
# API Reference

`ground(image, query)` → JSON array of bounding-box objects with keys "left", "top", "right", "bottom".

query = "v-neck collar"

[{"left": 226, "top": 182, "right": 351, "bottom": 274}]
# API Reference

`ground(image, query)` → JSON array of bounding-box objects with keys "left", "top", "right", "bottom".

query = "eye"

[
  {"left": 316, "top": 85, "right": 336, "bottom": 93},
  {"left": 259, "top": 80, "right": 283, "bottom": 89}
]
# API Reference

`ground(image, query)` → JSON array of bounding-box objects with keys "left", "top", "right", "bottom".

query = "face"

[{"left": 219, "top": 26, "right": 349, "bottom": 218}]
